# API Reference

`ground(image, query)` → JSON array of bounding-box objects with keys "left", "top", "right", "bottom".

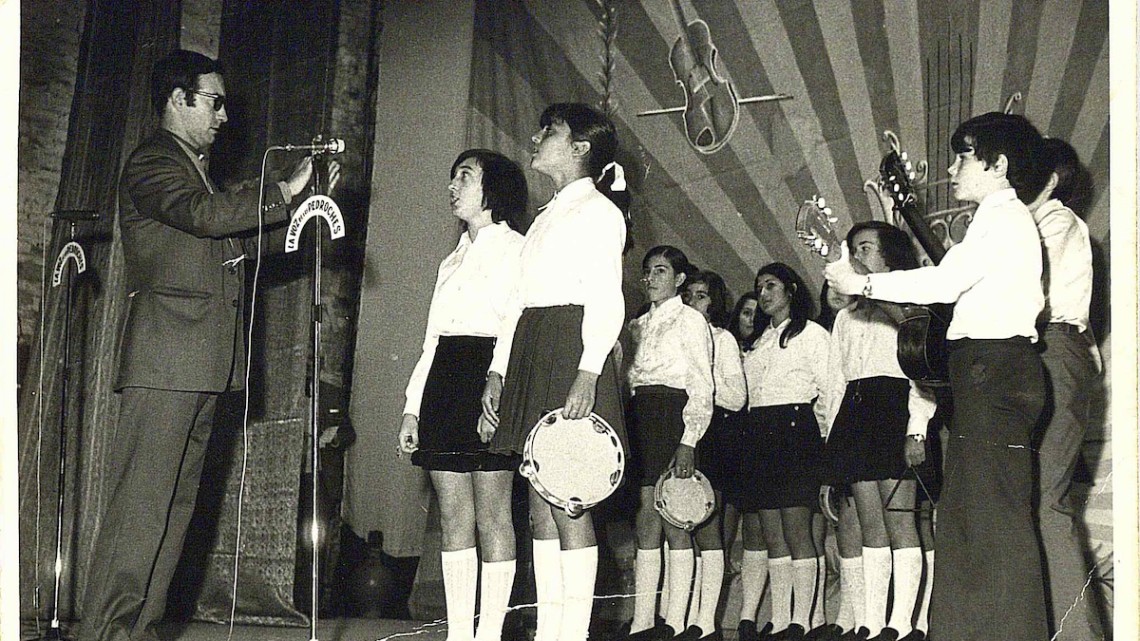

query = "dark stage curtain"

[{"left": 17, "top": 0, "right": 180, "bottom": 625}]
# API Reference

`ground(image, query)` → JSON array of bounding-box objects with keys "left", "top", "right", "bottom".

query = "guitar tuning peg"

[
  {"left": 893, "top": 184, "right": 900, "bottom": 192},
  {"left": 828, "top": 216, "right": 838, "bottom": 223},
  {"left": 813, "top": 237, "right": 823, "bottom": 249},
  {"left": 817, "top": 197, "right": 826, "bottom": 208},
  {"left": 823, "top": 207, "right": 832, "bottom": 215},
  {"left": 901, "top": 152, "right": 908, "bottom": 161},
  {"left": 908, "top": 171, "right": 916, "bottom": 180},
  {"left": 820, "top": 245, "right": 830, "bottom": 257}
]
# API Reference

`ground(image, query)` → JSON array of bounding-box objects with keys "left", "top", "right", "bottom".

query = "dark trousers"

[
  {"left": 930, "top": 338, "right": 1047, "bottom": 641},
  {"left": 79, "top": 388, "right": 218, "bottom": 641},
  {"left": 1036, "top": 326, "right": 1102, "bottom": 640}
]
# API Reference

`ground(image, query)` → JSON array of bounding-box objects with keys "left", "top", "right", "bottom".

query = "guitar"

[
  {"left": 876, "top": 134, "right": 951, "bottom": 386},
  {"left": 668, "top": 0, "right": 740, "bottom": 154},
  {"left": 796, "top": 191, "right": 950, "bottom": 386}
]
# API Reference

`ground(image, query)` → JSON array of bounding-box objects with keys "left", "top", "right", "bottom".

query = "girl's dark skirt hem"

[
  {"left": 726, "top": 403, "right": 822, "bottom": 512},
  {"left": 412, "top": 335, "right": 519, "bottom": 473},
  {"left": 822, "top": 376, "right": 942, "bottom": 490},
  {"left": 629, "top": 385, "right": 687, "bottom": 486},
  {"left": 697, "top": 407, "right": 745, "bottom": 492},
  {"left": 489, "top": 306, "right": 628, "bottom": 464}
]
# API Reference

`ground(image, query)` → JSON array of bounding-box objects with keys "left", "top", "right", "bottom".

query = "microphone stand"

[{"left": 42, "top": 219, "right": 88, "bottom": 641}]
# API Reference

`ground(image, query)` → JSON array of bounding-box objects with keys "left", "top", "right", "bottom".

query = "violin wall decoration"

[{"left": 637, "top": 0, "right": 793, "bottom": 154}]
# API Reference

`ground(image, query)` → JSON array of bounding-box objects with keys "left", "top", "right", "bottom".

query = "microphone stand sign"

[{"left": 285, "top": 195, "right": 344, "bottom": 253}]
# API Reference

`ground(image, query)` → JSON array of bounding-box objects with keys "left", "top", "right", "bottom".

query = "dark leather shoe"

[
  {"left": 697, "top": 630, "right": 723, "bottom": 641},
  {"left": 774, "top": 624, "right": 806, "bottom": 641},
  {"left": 867, "top": 628, "right": 899, "bottom": 641},
  {"left": 804, "top": 624, "right": 843, "bottom": 641},
  {"left": 756, "top": 622, "right": 775, "bottom": 641},
  {"left": 673, "top": 626, "right": 703, "bottom": 641},
  {"left": 628, "top": 623, "right": 675, "bottom": 641},
  {"left": 737, "top": 621, "right": 760, "bottom": 641},
  {"left": 837, "top": 627, "right": 869, "bottom": 641},
  {"left": 897, "top": 631, "right": 924, "bottom": 641}
]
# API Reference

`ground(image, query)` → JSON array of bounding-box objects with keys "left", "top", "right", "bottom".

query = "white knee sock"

[
  {"left": 791, "top": 558, "right": 816, "bottom": 629},
  {"left": 812, "top": 555, "right": 826, "bottom": 628},
  {"left": 887, "top": 547, "right": 922, "bottom": 635},
  {"left": 475, "top": 559, "right": 516, "bottom": 641},
  {"left": 915, "top": 549, "right": 934, "bottom": 634},
  {"left": 768, "top": 555, "right": 793, "bottom": 632},
  {"left": 441, "top": 548, "right": 479, "bottom": 641},
  {"left": 632, "top": 548, "right": 662, "bottom": 633},
  {"left": 687, "top": 554, "right": 703, "bottom": 629},
  {"left": 862, "top": 546, "right": 892, "bottom": 634},
  {"left": 739, "top": 549, "right": 769, "bottom": 622},
  {"left": 532, "top": 538, "right": 563, "bottom": 641},
  {"left": 697, "top": 550, "right": 725, "bottom": 635},
  {"left": 837, "top": 556, "right": 863, "bottom": 631},
  {"left": 559, "top": 546, "right": 599, "bottom": 641},
  {"left": 659, "top": 540, "right": 671, "bottom": 621},
  {"left": 665, "top": 548, "right": 694, "bottom": 632}
]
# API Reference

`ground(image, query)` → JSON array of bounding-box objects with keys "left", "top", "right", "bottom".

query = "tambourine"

[
  {"left": 653, "top": 467, "right": 715, "bottom": 531},
  {"left": 519, "top": 409, "right": 625, "bottom": 517},
  {"left": 819, "top": 485, "right": 841, "bottom": 525}
]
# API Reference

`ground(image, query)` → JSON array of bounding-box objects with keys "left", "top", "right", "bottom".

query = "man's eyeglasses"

[{"left": 189, "top": 89, "right": 226, "bottom": 112}]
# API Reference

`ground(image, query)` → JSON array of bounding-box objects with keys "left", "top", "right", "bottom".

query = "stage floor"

[{"left": 22, "top": 617, "right": 743, "bottom": 641}]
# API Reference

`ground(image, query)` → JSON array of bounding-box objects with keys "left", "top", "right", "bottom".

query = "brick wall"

[{"left": 17, "top": 1, "right": 86, "bottom": 380}]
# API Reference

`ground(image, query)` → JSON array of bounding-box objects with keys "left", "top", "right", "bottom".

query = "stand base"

[{"left": 38, "top": 624, "right": 70, "bottom": 641}]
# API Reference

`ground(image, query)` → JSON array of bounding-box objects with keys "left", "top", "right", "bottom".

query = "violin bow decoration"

[{"left": 636, "top": 0, "right": 793, "bottom": 154}]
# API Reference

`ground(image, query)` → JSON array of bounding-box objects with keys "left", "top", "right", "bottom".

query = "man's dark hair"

[
  {"left": 150, "top": 49, "right": 223, "bottom": 115},
  {"left": 1042, "top": 137, "right": 1094, "bottom": 216},
  {"left": 950, "top": 112, "right": 1049, "bottom": 204}
]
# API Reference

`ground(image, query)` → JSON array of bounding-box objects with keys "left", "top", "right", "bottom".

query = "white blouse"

[
  {"left": 490, "top": 177, "right": 627, "bottom": 377},
  {"left": 403, "top": 222, "right": 524, "bottom": 417},
  {"left": 742, "top": 318, "right": 833, "bottom": 433},
  {"left": 868, "top": 188, "right": 1043, "bottom": 341},
  {"left": 822, "top": 304, "right": 937, "bottom": 438},
  {"left": 1033, "top": 198, "right": 1093, "bottom": 332},
  {"left": 711, "top": 326, "right": 747, "bottom": 412},
  {"left": 627, "top": 296, "right": 715, "bottom": 447}
]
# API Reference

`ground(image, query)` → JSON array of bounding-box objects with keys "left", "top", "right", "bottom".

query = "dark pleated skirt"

[
  {"left": 729, "top": 403, "right": 822, "bottom": 511},
  {"left": 489, "top": 306, "right": 628, "bottom": 463},
  {"left": 696, "top": 406, "right": 744, "bottom": 493},
  {"left": 823, "top": 376, "right": 943, "bottom": 491},
  {"left": 411, "top": 335, "right": 519, "bottom": 472},
  {"left": 629, "top": 385, "right": 687, "bottom": 486}
]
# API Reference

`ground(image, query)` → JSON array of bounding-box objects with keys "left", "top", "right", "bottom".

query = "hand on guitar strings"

[{"left": 824, "top": 240, "right": 870, "bottom": 296}]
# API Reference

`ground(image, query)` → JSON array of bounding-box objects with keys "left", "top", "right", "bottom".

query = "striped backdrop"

[{"left": 463, "top": 0, "right": 1109, "bottom": 301}]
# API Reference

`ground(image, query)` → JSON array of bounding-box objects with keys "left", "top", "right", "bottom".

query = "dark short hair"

[
  {"left": 1041, "top": 137, "right": 1094, "bottom": 215},
  {"left": 845, "top": 220, "right": 920, "bottom": 272},
  {"left": 950, "top": 112, "right": 1049, "bottom": 203},
  {"left": 151, "top": 49, "right": 222, "bottom": 115},
  {"left": 643, "top": 245, "right": 691, "bottom": 287},
  {"left": 686, "top": 270, "right": 731, "bottom": 329},
  {"left": 451, "top": 149, "right": 528, "bottom": 232},
  {"left": 752, "top": 262, "right": 813, "bottom": 349}
]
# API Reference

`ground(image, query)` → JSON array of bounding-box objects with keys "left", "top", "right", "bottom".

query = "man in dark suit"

[{"left": 79, "top": 49, "right": 339, "bottom": 641}]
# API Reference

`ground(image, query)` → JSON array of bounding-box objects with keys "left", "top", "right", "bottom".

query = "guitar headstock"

[
  {"left": 878, "top": 130, "right": 926, "bottom": 215},
  {"left": 795, "top": 195, "right": 840, "bottom": 261}
]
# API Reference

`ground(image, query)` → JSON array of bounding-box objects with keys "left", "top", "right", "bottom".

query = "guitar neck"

[{"left": 896, "top": 200, "right": 945, "bottom": 265}]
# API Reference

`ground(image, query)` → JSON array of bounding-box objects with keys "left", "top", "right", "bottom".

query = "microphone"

[{"left": 273, "top": 138, "right": 345, "bottom": 154}]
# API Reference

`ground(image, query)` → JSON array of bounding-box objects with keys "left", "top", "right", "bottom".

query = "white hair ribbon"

[{"left": 600, "top": 161, "right": 627, "bottom": 192}]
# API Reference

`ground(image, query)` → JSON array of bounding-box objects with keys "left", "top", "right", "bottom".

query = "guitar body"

[
  {"left": 894, "top": 303, "right": 951, "bottom": 384},
  {"left": 668, "top": 4, "right": 739, "bottom": 153}
]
